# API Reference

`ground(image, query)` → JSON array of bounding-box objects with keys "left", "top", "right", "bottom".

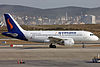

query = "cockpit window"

[{"left": 90, "top": 34, "right": 94, "bottom": 36}]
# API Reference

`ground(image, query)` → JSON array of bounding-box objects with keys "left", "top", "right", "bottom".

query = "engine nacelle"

[{"left": 58, "top": 38, "right": 74, "bottom": 46}]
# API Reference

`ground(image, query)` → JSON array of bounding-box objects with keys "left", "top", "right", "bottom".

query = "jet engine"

[{"left": 58, "top": 38, "right": 74, "bottom": 46}]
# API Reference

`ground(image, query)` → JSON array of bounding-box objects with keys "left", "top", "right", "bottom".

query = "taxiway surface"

[{"left": 0, "top": 48, "right": 100, "bottom": 67}]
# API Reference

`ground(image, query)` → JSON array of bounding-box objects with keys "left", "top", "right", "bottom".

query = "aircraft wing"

[
  {"left": 48, "top": 36, "right": 74, "bottom": 46},
  {"left": 48, "top": 37, "right": 63, "bottom": 43}
]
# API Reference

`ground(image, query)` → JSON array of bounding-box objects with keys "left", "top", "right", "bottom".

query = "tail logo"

[{"left": 7, "top": 18, "right": 13, "bottom": 30}]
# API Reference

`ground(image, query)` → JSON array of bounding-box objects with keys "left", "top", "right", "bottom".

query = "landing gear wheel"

[{"left": 49, "top": 43, "right": 56, "bottom": 48}]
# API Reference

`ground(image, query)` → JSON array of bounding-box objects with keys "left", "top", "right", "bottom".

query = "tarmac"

[{"left": 0, "top": 47, "right": 99, "bottom": 67}]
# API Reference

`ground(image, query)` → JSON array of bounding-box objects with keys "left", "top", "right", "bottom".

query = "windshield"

[{"left": 90, "top": 34, "right": 95, "bottom": 36}]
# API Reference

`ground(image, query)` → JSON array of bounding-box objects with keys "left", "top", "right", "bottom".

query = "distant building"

[
  {"left": 91, "top": 15, "right": 96, "bottom": 24},
  {"left": 0, "top": 21, "right": 4, "bottom": 27},
  {"left": 82, "top": 15, "right": 96, "bottom": 24},
  {"left": 65, "top": 11, "right": 68, "bottom": 21}
]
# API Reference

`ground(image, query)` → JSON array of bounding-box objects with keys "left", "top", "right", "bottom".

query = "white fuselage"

[{"left": 23, "top": 30, "right": 99, "bottom": 43}]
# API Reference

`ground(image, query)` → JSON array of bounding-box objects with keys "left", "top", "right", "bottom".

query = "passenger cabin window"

[{"left": 90, "top": 34, "right": 94, "bottom": 36}]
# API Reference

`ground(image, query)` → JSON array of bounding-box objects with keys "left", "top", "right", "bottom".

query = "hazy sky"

[{"left": 0, "top": 0, "right": 100, "bottom": 9}]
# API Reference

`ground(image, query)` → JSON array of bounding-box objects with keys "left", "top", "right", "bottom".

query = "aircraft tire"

[{"left": 49, "top": 43, "right": 56, "bottom": 48}]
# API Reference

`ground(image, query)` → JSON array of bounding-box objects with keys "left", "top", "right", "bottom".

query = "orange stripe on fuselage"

[{"left": 7, "top": 18, "right": 13, "bottom": 30}]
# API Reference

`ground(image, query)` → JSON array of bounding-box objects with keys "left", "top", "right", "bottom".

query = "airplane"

[{"left": 2, "top": 13, "right": 99, "bottom": 48}]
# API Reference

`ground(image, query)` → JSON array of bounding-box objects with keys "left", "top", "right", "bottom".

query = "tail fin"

[
  {"left": 3, "top": 13, "right": 27, "bottom": 40},
  {"left": 4, "top": 13, "right": 24, "bottom": 32}
]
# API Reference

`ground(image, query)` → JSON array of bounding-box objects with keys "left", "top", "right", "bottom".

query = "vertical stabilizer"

[
  {"left": 4, "top": 13, "right": 24, "bottom": 32},
  {"left": 3, "top": 13, "right": 27, "bottom": 40}
]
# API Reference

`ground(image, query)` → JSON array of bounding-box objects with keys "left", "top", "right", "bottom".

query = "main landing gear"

[{"left": 49, "top": 43, "right": 56, "bottom": 48}]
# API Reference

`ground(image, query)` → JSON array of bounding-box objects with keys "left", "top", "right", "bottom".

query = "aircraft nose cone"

[{"left": 95, "top": 36, "right": 99, "bottom": 41}]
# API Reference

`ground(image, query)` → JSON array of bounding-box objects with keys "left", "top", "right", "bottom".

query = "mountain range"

[
  {"left": 1, "top": 5, "right": 100, "bottom": 25},
  {"left": 0, "top": 5, "right": 100, "bottom": 18}
]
